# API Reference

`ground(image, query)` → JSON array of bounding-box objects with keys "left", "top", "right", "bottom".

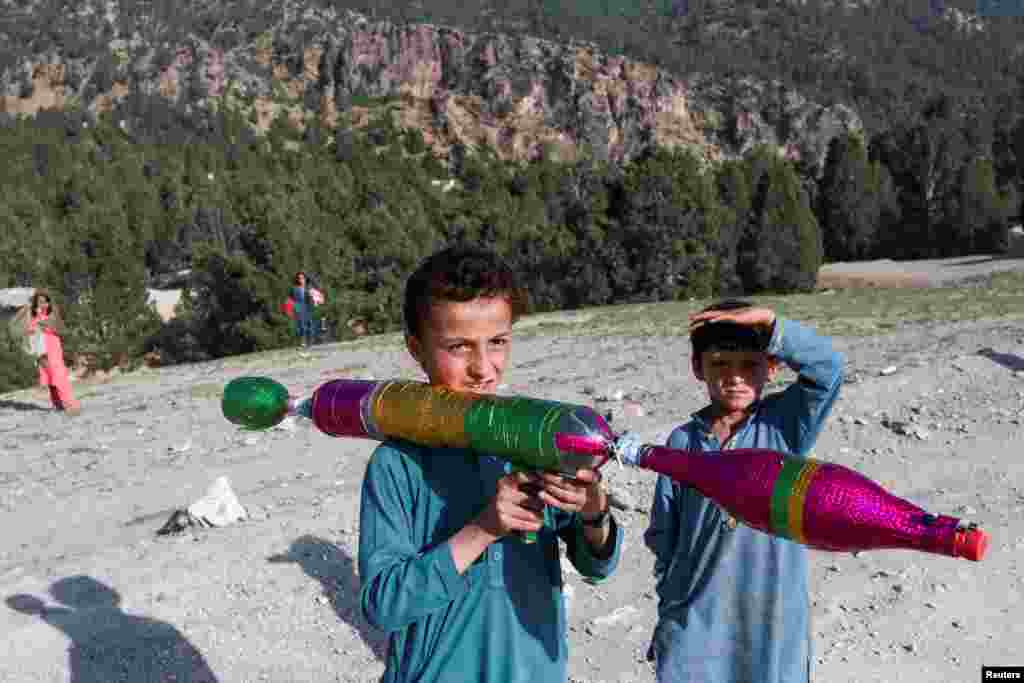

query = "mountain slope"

[{"left": 1, "top": 0, "right": 861, "bottom": 176}]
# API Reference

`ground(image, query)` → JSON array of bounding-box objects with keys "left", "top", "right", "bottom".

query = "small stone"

[
  {"left": 880, "top": 366, "right": 899, "bottom": 376},
  {"left": 588, "top": 605, "right": 641, "bottom": 635},
  {"left": 902, "top": 643, "right": 916, "bottom": 653}
]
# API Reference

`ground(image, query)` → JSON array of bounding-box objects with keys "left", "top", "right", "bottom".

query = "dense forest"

[{"left": 2, "top": 0, "right": 1023, "bottom": 392}]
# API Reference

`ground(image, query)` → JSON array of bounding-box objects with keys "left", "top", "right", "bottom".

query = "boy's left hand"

[{"left": 535, "top": 469, "right": 606, "bottom": 515}]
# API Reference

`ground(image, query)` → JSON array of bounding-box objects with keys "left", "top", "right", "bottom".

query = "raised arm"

[{"left": 765, "top": 318, "right": 845, "bottom": 455}]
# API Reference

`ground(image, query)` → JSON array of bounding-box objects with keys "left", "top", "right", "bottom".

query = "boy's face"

[
  {"left": 407, "top": 296, "right": 513, "bottom": 394},
  {"left": 693, "top": 349, "right": 777, "bottom": 414}
]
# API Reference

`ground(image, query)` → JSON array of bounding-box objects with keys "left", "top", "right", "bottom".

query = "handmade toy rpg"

[{"left": 222, "top": 377, "right": 989, "bottom": 561}]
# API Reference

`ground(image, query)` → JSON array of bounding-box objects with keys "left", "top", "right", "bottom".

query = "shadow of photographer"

[{"left": 6, "top": 575, "right": 219, "bottom": 683}]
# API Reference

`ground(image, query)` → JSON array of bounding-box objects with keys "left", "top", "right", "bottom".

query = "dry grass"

[{"left": 528, "top": 270, "right": 1024, "bottom": 340}]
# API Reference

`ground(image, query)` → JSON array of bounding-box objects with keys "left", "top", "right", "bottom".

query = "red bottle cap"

[{"left": 953, "top": 528, "right": 989, "bottom": 561}]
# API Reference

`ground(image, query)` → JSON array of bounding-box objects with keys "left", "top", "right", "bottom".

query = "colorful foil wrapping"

[
  {"left": 309, "top": 378, "right": 613, "bottom": 474},
  {"left": 221, "top": 376, "right": 292, "bottom": 431},
  {"left": 637, "top": 446, "right": 988, "bottom": 561},
  {"left": 221, "top": 377, "right": 989, "bottom": 561}
]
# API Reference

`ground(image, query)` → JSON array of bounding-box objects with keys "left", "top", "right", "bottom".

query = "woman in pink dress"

[{"left": 23, "top": 290, "right": 80, "bottom": 415}]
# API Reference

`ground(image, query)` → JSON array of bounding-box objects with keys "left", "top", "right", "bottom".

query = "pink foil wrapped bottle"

[{"left": 633, "top": 446, "right": 988, "bottom": 562}]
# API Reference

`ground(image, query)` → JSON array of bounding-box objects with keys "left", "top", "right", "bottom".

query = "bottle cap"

[{"left": 953, "top": 528, "right": 989, "bottom": 561}]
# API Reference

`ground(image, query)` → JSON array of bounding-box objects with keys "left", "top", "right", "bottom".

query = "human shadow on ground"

[
  {"left": 268, "top": 535, "right": 388, "bottom": 660},
  {"left": 6, "top": 575, "right": 219, "bottom": 683},
  {"left": 0, "top": 399, "right": 48, "bottom": 412},
  {"left": 977, "top": 348, "right": 1024, "bottom": 372}
]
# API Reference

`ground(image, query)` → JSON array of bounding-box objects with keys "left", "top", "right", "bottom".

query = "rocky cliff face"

[{"left": 0, "top": 2, "right": 861, "bottom": 175}]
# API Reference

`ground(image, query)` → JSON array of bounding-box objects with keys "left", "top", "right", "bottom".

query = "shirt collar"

[{"left": 691, "top": 399, "right": 764, "bottom": 434}]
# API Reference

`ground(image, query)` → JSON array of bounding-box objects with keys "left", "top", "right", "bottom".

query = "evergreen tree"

[
  {"left": 951, "top": 159, "right": 1016, "bottom": 255},
  {"left": 738, "top": 147, "right": 822, "bottom": 292},
  {"left": 818, "top": 133, "right": 878, "bottom": 262}
]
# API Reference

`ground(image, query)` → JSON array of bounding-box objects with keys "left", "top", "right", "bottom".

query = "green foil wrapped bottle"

[{"left": 222, "top": 376, "right": 292, "bottom": 430}]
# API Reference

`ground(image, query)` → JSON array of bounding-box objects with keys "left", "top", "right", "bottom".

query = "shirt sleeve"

[
  {"left": 643, "top": 427, "right": 685, "bottom": 583},
  {"left": 554, "top": 510, "right": 624, "bottom": 585},
  {"left": 765, "top": 317, "right": 845, "bottom": 456},
  {"left": 358, "top": 444, "right": 471, "bottom": 633}
]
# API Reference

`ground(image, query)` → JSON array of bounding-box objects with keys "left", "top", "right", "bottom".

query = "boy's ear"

[
  {"left": 406, "top": 334, "right": 424, "bottom": 365},
  {"left": 691, "top": 352, "right": 705, "bottom": 381}
]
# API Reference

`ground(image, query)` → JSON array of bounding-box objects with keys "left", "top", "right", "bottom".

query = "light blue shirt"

[
  {"left": 643, "top": 318, "right": 844, "bottom": 683},
  {"left": 359, "top": 442, "right": 623, "bottom": 683}
]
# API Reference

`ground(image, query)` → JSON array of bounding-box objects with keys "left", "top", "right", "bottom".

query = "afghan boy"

[
  {"left": 358, "top": 246, "right": 623, "bottom": 682},
  {"left": 644, "top": 300, "right": 844, "bottom": 682}
]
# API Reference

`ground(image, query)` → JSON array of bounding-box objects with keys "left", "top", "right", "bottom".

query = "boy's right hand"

[
  {"left": 689, "top": 306, "right": 776, "bottom": 333},
  {"left": 474, "top": 472, "right": 546, "bottom": 539}
]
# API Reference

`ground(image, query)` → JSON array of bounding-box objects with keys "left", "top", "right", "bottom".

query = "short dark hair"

[
  {"left": 690, "top": 298, "right": 770, "bottom": 357},
  {"left": 403, "top": 246, "right": 529, "bottom": 339}
]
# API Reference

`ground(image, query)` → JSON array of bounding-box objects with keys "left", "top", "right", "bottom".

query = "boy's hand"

[
  {"left": 689, "top": 306, "right": 776, "bottom": 333},
  {"left": 474, "top": 472, "right": 546, "bottom": 539},
  {"left": 536, "top": 469, "right": 606, "bottom": 516}
]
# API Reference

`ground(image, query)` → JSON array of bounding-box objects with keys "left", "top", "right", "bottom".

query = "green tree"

[
  {"left": 949, "top": 159, "right": 1016, "bottom": 255},
  {"left": 738, "top": 147, "right": 822, "bottom": 292},
  {"left": 818, "top": 133, "right": 879, "bottom": 262}
]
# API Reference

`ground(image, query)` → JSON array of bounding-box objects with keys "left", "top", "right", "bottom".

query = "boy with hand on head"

[
  {"left": 358, "top": 246, "right": 623, "bottom": 683},
  {"left": 644, "top": 300, "right": 844, "bottom": 683}
]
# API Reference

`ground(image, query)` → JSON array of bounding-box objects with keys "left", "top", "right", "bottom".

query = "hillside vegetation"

[{"left": 2, "top": 0, "right": 1023, "bottom": 392}]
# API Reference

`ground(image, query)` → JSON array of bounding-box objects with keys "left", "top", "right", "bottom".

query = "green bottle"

[{"left": 222, "top": 376, "right": 292, "bottom": 430}]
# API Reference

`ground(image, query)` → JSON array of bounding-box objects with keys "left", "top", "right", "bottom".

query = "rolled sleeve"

[
  {"left": 766, "top": 317, "right": 845, "bottom": 455},
  {"left": 569, "top": 514, "right": 624, "bottom": 585}
]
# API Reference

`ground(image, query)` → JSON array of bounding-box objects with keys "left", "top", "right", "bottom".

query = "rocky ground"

[{"left": 1, "top": 261, "right": 1023, "bottom": 683}]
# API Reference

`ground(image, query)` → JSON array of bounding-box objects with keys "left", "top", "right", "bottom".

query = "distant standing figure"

[
  {"left": 19, "top": 289, "right": 80, "bottom": 415},
  {"left": 290, "top": 271, "right": 314, "bottom": 347}
]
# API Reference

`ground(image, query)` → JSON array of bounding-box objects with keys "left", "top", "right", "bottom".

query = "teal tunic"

[
  {"left": 643, "top": 318, "right": 844, "bottom": 683},
  {"left": 359, "top": 442, "right": 623, "bottom": 683}
]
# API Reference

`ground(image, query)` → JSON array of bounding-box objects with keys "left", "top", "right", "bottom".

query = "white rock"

[
  {"left": 187, "top": 476, "right": 248, "bottom": 527},
  {"left": 589, "top": 605, "right": 641, "bottom": 633}
]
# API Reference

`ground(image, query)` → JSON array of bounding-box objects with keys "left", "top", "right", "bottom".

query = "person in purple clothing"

[{"left": 643, "top": 299, "right": 844, "bottom": 683}]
